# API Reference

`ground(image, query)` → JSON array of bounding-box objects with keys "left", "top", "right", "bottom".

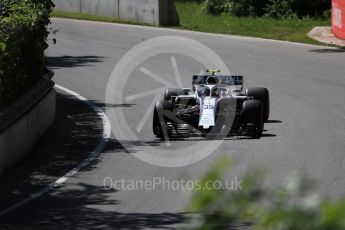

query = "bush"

[
  {"left": 204, "top": 0, "right": 224, "bottom": 15},
  {"left": 292, "top": 0, "right": 330, "bottom": 18},
  {"left": 175, "top": 0, "right": 204, "bottom": 2},
  {"left": 264, "top": 0, "right": 296, "bottom": 19},
  {"left": 203, "top": 0, "right": 330, "bottom": 18},
  {"left": 0, "top": 0, "right": 54, "bottom": 108},
  {"left": 189, "top": 158, "right": 345, "bottom": 230},
  {"left": 223, "top": 0, "right": 254, "bottom": 17},
  {"left": 265, "top": 0, "right": 331, "bottom": 19},
  {"left": 205, "top": 0, "right": 270, "bottom": 17}
]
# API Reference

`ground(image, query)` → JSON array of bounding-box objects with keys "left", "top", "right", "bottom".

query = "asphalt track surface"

[{"left": 1, "top": 18, "right": 345, "bottom": 229}]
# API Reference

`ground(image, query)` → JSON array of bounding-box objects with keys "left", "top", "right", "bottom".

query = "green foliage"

[
  {"left": 223, "top": 0, "right": 252, "bottom": 17},
  {"left": 188, "top": 158, "right": 232, "bottom": 212},
  {"left": 265, "top": 0, "right": 330, "bottom": 19},
  {"left": 175, "top": 0, "right": 204, "bottom": 2},
  {"left": 264, "top": 0, "right": 296, "bottom": 19},
  {"left": 204, "top": 0, "right": 224, "bottom": 15},
  {"left": 223, "top": 0, "right": 268, "bottom": 17},
  {"left": 0, "top": 0, "right": 54, "bottom": 108},
  {"left": 204, "top": 0, "right": 269, "bottom": 17},
  {"left": 291, "top": 0, "right": 330, "bottom": 18},
  {"left": 189, "top": 158, "right": 345, "bottom": 230},
  {"left": 202, "top": 0, "right": 330, "bottom": 18}
]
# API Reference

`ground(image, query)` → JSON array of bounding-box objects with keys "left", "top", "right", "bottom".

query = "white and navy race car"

[{"left": 153, "top": 69, "right": 270, "bottom": 139}]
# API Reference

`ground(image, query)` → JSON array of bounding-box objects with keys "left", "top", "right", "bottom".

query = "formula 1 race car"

[{"left": 153, "top": 69, "right": 270, "bottom": 139}]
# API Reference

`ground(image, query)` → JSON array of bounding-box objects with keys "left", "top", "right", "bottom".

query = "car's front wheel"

[
  {"left": 153, "top": 100, "right": 173, "bottom": 139},
  {"left": 241, "top": 100, "right": 263, "bottom": 139}
]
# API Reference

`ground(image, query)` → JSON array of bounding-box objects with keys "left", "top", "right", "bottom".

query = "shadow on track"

[
  {"left": 0, "top": 182, "right": 189, "bottom": 229},
  {"left": 150, "top": 119, "right": 281, "bottom": 142},
  {"left": 0, "top": 93, "right": 133, "bottom": 212},
  {"left": 265, "top": 120, "right": 282, "bottom": 124},
  {"left": 0, "top": 92, "right": 192, "bottom": 229},
  {"left": 309, "top": 48, "right": 345, "bottom": 53},
  {"left": 46, "top": 55, "right": 105, "bottom": 69}
]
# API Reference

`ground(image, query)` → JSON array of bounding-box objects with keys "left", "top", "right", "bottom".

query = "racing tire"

[
  {"left": 246, "top": 87, "right": 270, "bottom": 122},
  {"left": 164, "top": 88, "right": 185, "bottom": 101},
  {"left": 153, "top": 100, "right": 173, "bottom": 139},
  {"left": 241, "top": 100, "right": 263, "bottom": 139}
]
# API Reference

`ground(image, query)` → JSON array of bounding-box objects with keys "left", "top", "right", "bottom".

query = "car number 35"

[{"left": 204, "top": 104, "right": 214, "bottom": 109}]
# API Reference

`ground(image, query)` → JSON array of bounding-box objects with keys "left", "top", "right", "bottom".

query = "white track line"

[{"left": 0, "top": 84, "right": 111, "bottom": 217}]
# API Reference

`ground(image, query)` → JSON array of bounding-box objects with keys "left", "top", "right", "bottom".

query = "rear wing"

[{"left": 192, "top": 75, "right": 244, "bottom": 86}]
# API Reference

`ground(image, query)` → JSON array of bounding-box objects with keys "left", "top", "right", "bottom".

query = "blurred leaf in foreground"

[{"left": 188, "top": 157, "right": 345, "bottom": 230}]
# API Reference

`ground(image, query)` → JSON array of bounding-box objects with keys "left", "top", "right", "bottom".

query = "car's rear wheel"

[
  {"left": 164, "top": 88, "right": 185, "bottom": 101},
  {"left": 246, "top": 87, "right": 270, "bottom": 122}
]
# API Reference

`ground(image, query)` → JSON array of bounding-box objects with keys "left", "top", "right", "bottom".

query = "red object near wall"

[{"left": 332, "top": 0, "right": 345, "bottom": 39}]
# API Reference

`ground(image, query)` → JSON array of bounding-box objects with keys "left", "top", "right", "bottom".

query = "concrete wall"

[
  {"left": 119, "top": 0, "right": 158, "bottom": 25},
  {"left": 0, "top": 79, "right": 56, "bottom": 175},
  {"left": 81, "top": 0, "right": 119, "bottom": 19},
  {"left": 54, "top": 0, "right": 81, "bottom": 13},
  {"left": 53, "top": 0, "right": 179, "bottom": 26}
]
